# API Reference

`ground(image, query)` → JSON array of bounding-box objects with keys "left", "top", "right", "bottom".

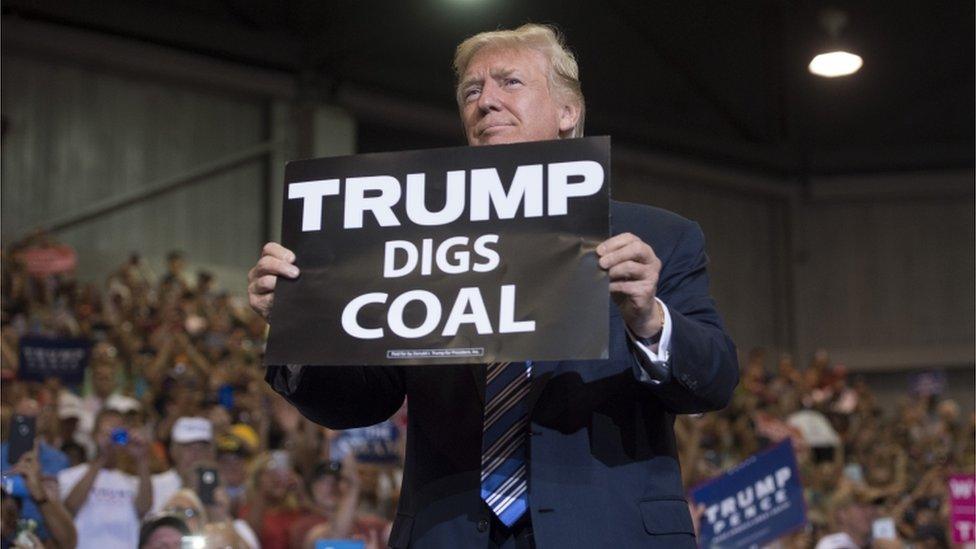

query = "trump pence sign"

[{"left": 264, "top": 137, "right": 610, "bottom": 366}]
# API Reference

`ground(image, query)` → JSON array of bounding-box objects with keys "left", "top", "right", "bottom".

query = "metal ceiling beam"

[
  {"left": 605, "top": 0, "right": 767, "bottom": 144},
  {"left": 2, "top": 18, "right": 297, "bottom": 99},
  {"left": 16, "top": 141, "right": 277, "bottom": 239},
  {"left": 2, "top": 0, "right": 304, "bottom": 70}
]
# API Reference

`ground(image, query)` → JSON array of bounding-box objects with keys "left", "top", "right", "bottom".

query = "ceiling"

[{"left": 2, "top": 0, "right": 974, "bottom": 176}]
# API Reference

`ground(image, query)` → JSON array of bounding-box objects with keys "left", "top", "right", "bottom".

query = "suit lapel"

[
  {"left": 527, "top": 360, "right": 557, "bottom": 413},
  {"left": 470, "top": 363, "right": 486, "bottom": 405}
]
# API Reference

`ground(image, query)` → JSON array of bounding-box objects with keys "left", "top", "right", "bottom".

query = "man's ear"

[{"left": 558, "top": 101, "right": 580, "bottom": 137}]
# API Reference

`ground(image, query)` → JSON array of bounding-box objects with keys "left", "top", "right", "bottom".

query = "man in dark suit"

[{"left": 249, "top": 24, "right": 738, "bottom": 549}]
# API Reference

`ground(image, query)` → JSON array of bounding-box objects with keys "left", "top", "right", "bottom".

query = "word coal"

[{"left": 341, "top": 285, "right": 534, "bottom": 340}]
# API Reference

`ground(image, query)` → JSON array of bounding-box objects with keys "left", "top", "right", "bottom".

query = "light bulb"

[{"left": 808, "top": 50, "right": 863, "bottom": 78}]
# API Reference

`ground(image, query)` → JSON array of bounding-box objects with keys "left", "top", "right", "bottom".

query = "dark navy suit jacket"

[{"left": 266, "top": 201, "right": 739, "bottom": 548}]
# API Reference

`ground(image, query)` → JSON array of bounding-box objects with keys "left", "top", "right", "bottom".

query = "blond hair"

[{"left": 453, "top": 24, "right": 585, "bottom": 138}]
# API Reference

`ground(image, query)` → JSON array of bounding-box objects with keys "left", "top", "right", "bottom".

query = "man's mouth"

[{"left": 479, "top": 123, "right": 514, "bottom": 135}]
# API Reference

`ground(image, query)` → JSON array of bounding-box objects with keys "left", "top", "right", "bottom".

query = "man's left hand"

[
  {"left": 12, "top": 444, "right": 45, "bottom": 501},
  {"left": 597, "top": 233, "right": 664, "bottom": 339}
]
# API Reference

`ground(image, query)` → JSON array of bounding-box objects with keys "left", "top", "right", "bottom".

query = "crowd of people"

[
  {"left": 2, "top": 237, "right": 400, "bottom": 549},
  {"left": 678, "top": 349, "right": 974, "bottom": 548},
  {"left": 0, "top": 236, "right": 972, "bottom": 548}
]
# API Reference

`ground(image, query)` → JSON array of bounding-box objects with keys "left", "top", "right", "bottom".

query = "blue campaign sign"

[
  {"left": 331, "top": 420, "right": 401, "bottom": 464},
  {"left": 314, "top": 540, "right": 365, "bottom": 549},
  {"left": 17, "top": 337, "right": 92, "bottom": 385},
  {"left": 690, "top": 439, "right": 806, "bottom": 549}
]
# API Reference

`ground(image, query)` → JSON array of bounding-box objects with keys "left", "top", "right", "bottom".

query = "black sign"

[
  {"left": 18, "top": 336, "right": 92, "bottom": 384},
  {"left": 264, "top": 137, "right": 610, "bottom": 366}
]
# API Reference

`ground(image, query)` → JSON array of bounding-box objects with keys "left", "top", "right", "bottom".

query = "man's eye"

[
  {"left": 464, "top": 88, "right": 481, "bottom": 100},
  {"left": 505, "top": 78, "right": 523, "bottom": 87}
]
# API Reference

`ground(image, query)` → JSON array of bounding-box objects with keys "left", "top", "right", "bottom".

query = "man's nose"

[{"left": 477, "top": 81, "right": 501, "bottom": 112}]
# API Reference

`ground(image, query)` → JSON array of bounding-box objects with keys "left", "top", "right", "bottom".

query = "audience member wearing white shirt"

[
  {"left": 151, "top": 416, "right": 216, "bottom": 514},
  {"left": 59, "top": 408, "right": 151, "bottom": 549}
]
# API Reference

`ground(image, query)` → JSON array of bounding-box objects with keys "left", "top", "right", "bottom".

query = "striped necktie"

[{"left": 481, "top": 361, "right": 531, "bottom": 526}]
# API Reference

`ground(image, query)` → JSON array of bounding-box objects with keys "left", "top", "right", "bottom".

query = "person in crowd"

[
  {"left": 5, "top": 443, "right": 77, "bottom": 548},
  {"left": 0, "top": 398, "right": 74, "bottom": 547},
  {"left": 162, "top": 488, "right": 257, "bottom": 548},
  {"left": 58, "top": 408, "right": 151, "bottom": 548},
  {"left": 289, "top": 454, "right": 362, "bottom": 547},
  {"left": 137, "top": 514, "right": 190, "bottom": 549},
  {"left": 55, "top": 392, "right": 92, "bottom": 462},
  {"left": 151, "top": 416, "right": 216, "bottom": 513},
  {"left": 216, "top": 424, "right": 259, "bottom": 516},
  {"left": 1, "top": 484, "right": 44, "bottom": 549},
  {"left": 160, "top": 251, "right": 189, "bottom": 294},
  {"left": 241, "top": 451, "right": 308, "bottom": 549},
  {"left": 255, "top": 22, "right": 739, "bottom": 548},
  {"left": 76, "top": 343, "right": 139, "bottom": 450},
  {"left": 825, "top": 497, "right": 875, "bottom": 548}
]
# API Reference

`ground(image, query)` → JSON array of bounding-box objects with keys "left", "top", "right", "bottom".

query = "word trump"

[
  {"left": 288, "top": 160, "right": 604, "bottom": 231},
  {"left": 705, "top": 467, "right": 793, "bottom": 535},
  {"left": 22, "top": 347, "right": 87, "bottom": 369}
]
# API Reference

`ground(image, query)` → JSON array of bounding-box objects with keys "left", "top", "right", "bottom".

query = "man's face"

[
  {"left": 96, "top": 413, "right": 123, "bottom": 441},
  {"left": 459, "top": 47, "right": 577, "bottom": 146},
  {"left": 92, "top": 362, "right": 117, "bottom": 398},
  {"left": 311, "top": 474, "right": 339, "bottom": 512},
  {"left": 173, "top": 440, "right": 214, "bottom": 475},
  {"left": 95, "top": 412, "right": 124, "bottom": 462},
  {"left": 143, "top": 526, "right": 183, "bottom": 549},
  {"left": 217, "top": 453, "right": 246, "bottom": 486}
]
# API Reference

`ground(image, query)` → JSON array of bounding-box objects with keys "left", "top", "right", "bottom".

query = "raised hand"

[{"left": 247, "top": 242, "right": 299, "bottom": 321}]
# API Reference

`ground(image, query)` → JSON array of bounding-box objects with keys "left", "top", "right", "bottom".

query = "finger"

[
  {"left": 256, "top": 255, "right": 299, "bottom": 278},
  {"left": 607, "top": 260, "right": 652, "bottom": 282},
  {"left": 253, "top": 255, "right": 300, "bottom": 280},
  {"left": 609, "top": 279, "right": 657, "bottom": 300},
  {"left": 15, "top": 452, "right": 32, "bottom": 468},
  {"left": 249, "top": 275, "right": 278, "bottom": 296},
  {"left": 599, "top": 241, "right": 656, "bottom": 270},
  {"left": 262, "top": 242, "right": 296, "bottom": 263},
  {"left": 249, "top": 294, "right": 272, "bottom": 315},
  {"left": 596, "top": 232, "right": 638, "bottom": 256}
]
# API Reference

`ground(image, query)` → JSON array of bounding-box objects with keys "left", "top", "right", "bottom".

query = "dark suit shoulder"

[
  {"left": 610, "top": 200, "right": 695, "bottom": 232},
  {"left": 609, "top": 200, "right": 697, "bottom": 249}
]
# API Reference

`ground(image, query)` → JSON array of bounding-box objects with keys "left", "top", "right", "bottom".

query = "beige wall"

[
  {"left": 613, "top": 157, "right": 975, "bottom": 372},
  {"left": 795, "top": 172, "right": 975, "bottom": 370}
]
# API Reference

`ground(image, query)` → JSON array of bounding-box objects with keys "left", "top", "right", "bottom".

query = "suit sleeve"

[
  {"left": 634, "top": 221, "right": 739, "bottom": 413},
  {"left": 265, "top": 364, "right": 406, "bottom": 429}
]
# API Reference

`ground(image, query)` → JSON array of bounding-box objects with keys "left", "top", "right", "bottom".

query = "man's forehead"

[
  {"left": 178, "top": 440, "right": 212, "bottom": 449},
  {"left": 462, "top": 46, "right": 547, "bottom": 79}
]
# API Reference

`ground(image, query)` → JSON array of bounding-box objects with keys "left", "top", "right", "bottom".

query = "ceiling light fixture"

[{"left": 808, "top": 9, "right": 863, "bottom": 78}]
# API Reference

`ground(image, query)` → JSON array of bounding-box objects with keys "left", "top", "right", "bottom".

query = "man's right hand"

[{"left": 247, "top": 242, "right": 300, "bottom": 321}]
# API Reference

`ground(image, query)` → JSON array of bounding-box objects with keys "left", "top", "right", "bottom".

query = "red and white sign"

[
  {"left": 19, "top": 244, "right": 77, "bottom": 277},
  {"left": 949, "top": 474, "right": 976, "bottom": 543}
]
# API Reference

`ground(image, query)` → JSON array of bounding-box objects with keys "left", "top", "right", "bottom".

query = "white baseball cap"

[
  {"left": 172, "top": 417, "right": 213, "bottom": 444},
  {"left": 58, "top": 392, "right": 83, "bottom": 419},
  {"left": 105, "top": 394, "right": 142, "bottom": 414}
]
